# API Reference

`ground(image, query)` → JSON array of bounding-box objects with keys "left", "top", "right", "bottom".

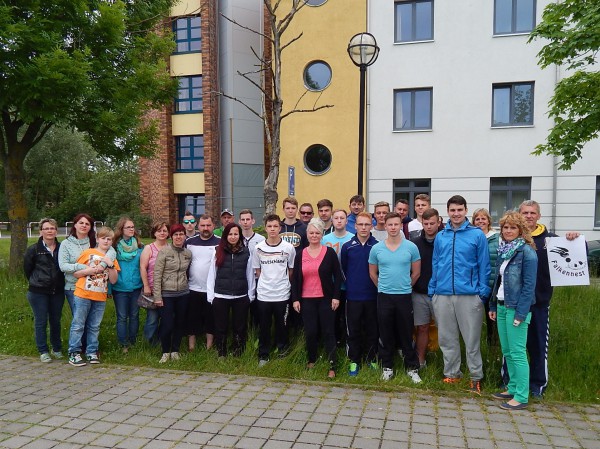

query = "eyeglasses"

[
  {"left": 123, "top": 226, "right": 135, "bottom": 230},
  {"left": 183, "top": 219, "right": 196, "bottom": 224},
  {"left": 300, "top": 211, "right": 313, "bottom": 215}
]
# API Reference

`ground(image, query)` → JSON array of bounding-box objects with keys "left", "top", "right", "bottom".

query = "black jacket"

[
  {"left": 214, "top": 247, "right": 251, "bottom": 297},
  {"left": 411, "top": 233, "right": 434, "bottom": 294},
  {"left": 291, "top": 246, "right": 342, "bottom": 302},
  {"left": 24, "top": 237, "right": 65, "bottom": 294}
]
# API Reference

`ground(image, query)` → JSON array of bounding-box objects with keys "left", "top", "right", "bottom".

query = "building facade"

[{"left": 367, "top": 0, "right": 600, "bottom": 237}]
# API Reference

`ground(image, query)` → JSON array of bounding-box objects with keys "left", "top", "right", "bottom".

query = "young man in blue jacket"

[{"left": 428, "top": 195, "right": 491, "bottom": 395}]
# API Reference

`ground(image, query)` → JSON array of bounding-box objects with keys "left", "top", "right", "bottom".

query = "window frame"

[
  {"left": 492, "top": 82, "right": 534, "bottom": 127},
  {"left": 394, "top": 0, "right": 434, "bottom": 43},
  {"left": 178, "top": 195, "right": 206, "bottom": 221},
  {"left": 595, "top": 176, "right": 600, "bottom": 228},
  {"left": 304, "top": 144, "right": 332, "bottom": 176},
  {"left": 173, "top": 16, "right": 202, "bottom": 54},
  {"left": 493, "top": 0, "right": 537, "bottom": 35},
  {"left": 393, "top": 179, "right": 431, "bottom": 215},
  {"left": 175, "top": 135, "right": 204, "bottom": 172},
  {"left": 489, "top": 177, "right": 532, "bottom": 225},
  {"left": 393, "top": 87, "right": 433, "bottom": 131},
  {"left": 174, "top": 75, "right": 202, "bottom": 114}
]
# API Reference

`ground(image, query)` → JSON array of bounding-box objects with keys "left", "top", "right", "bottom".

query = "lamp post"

[{"left": 347, "top": 32, "right": 379, "bottom": 197}]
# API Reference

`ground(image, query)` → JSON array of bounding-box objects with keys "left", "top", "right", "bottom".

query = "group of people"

[{"left": 24, "top": 193, "right": 575, "bottom": 410}]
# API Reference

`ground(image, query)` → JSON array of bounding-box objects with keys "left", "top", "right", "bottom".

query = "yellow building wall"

[
  {"left": 174, "top": 172, "right": 206, "bottom": 194},
  {"left": 170, "top": 54, "right": 202, "bottom": 76},
  {"left": 172, "top": 113, "right": 203, "bottom": 135},
  {"left": 277, "top": 0, "right": 367, "bottom": 214},
  {"left": 171, "top": 0, "right": 201, "bottom": 17}
]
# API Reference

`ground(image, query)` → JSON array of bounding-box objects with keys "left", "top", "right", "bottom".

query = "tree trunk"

[{"left": 4, "top": 144, "right": 28, "bottom": 275}]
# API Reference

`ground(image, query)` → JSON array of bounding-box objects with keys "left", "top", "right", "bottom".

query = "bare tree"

[{"left": 220, "top": 0, "right": 333, "bottom": 214}]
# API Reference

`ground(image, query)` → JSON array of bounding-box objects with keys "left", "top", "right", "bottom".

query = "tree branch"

[
  {"left": 220, "top": 12, "right": 273, "bottom": 43},
  {"left": 237, "top": 70, "right": 269, "bottom": 97},
  {"left": 281, "top": 104, "right": 334, "bottom": 121},
  {"left": 214, "top": 91, "right": 264, "bottom": 121},
  {"left": 281, "top": 32, "right": 303, "bottom": 52},
  {"left": 30, "top": 122, "right": 54, "bottom": 148}
]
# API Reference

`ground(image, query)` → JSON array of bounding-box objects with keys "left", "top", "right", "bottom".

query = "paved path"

[{"left": 0, "top": 355, "right": 598, "bottom": 449}]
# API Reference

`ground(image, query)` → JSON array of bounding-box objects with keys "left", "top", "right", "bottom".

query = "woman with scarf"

[
  {"left": 112, "top": 217, "right": 144, "bottom": 352},
  {"left": 207, "top": 222, "right": 254, "bottom": 358},
  {"left": 489, "top": 211, "right": 537, "bottom": 410}
]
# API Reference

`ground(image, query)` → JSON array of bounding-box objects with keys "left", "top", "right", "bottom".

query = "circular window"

[
  {"left": 304, "top": 144, "right": 332, "bottom": 175},
  {"left": 303, "top": 61, "right": 332, "bottom": 91},
  {"left": 305, "top": 0, "right": 327, "bottom": 6}
]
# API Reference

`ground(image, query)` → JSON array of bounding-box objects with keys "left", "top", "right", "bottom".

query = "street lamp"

[{"left": 347, "top": 32, "right": 379, "bottom": 197}]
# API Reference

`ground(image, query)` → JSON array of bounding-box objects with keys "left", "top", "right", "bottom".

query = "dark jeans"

[
  {"left": 377, "top": 293, "right": 419, "bottom": 370},
  {"left": 113, "top": 289, "right": 141, "bottom": 347},
  {"left": 212, "top": 296, "right": 250, "bottom": 357},
  {"left": 346, "top": 300, "right": 378, "bottom": 364},
  {"left": 65, "top": 289, "right": 86, "bottom": 351},
  {"left": 27, "top": 291, "right": 64, "bottom": 354},
  {"left": 301, "top": 297, "right": 336, "bottom": 367},
  {"left": 159, "top": 294, "right": 190, "bottom": 353},
  {"left": 335, "top": 291, "right": 347, "bottom": 345},
  {"left": 185, "top": 290, "right": 214, "bottom": 335},
  {"left": 257, "top": 300, "right": 289, "bottom": 360}
]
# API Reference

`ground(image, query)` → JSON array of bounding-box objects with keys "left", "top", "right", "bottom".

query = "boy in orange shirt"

[{"left": 68, "top": 227, "right": 120, "bottom": 366}]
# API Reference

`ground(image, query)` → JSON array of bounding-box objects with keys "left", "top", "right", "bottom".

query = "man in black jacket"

[{"left": 410, "top": 208, "right": 439, "bottom": 367}]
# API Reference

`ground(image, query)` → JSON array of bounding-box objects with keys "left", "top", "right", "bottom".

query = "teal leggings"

[{"left": 497, "top": 305, "right": 531, "bottom": 404}]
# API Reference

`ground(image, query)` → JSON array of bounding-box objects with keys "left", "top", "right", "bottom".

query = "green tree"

[
  {"left": 0, "top": 0, "right": 177, "bottom": 273},
  {"left": 529, "top": 0, "right": 600, "bottom": 169}
]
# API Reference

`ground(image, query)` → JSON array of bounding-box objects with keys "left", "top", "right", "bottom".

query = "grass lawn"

[{"left": 1, "top": 238, "right": 598, "bottom": 404}]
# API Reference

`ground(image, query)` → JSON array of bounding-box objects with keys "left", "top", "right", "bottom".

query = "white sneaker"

[
  {"left": 170, "top": 352, "right": 180, "bottom": 361},
  {"left": 382, "top": 368, "right": 394, "bottom": 381},
  {"left": 159, "top": 353, "right": 170, "bottom": 363},
  {"left": 407, "top": 369, "right": 422, "bottom": 384},
  {"left": 40, "top": 353, "right": 52, "bottom": 363},
  {"left": 258, "top": 359, "right": 268, "bottom": 368}
]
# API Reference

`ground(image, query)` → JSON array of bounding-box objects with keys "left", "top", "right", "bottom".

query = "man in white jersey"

[
  {"left": 186, "top": 215, "right": 219, "bottom": 350},
  {"left": 253, "top": 215, "right": 295, "bottom": 366},
  {"left": 239, "top": 209, "right": 265, "bottom": 329}
]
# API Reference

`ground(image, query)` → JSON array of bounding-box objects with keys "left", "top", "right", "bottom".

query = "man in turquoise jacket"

[{"left": 429, "top": 195, "right": 491, "bottom": 395}]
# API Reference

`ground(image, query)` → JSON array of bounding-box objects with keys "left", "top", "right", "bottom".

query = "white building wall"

[{"left": 367, "top": 0, "right": 600, "bottom": 238}]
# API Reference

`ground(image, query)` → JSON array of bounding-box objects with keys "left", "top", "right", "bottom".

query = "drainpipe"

[{"left": 550, "top": 62, "right": 560, "bottom": 233}]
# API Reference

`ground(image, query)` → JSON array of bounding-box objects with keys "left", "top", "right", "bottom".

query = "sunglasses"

[
  {"left": 183, "top": 219, "right": 196, "bottom": 224},
  {"left": 300, "top": 211, "right": 313, "bottom": 215}
]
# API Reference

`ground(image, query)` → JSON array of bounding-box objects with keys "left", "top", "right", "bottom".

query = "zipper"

[{"left": 452, "top": 230, "right": 456, "bottom": 295}]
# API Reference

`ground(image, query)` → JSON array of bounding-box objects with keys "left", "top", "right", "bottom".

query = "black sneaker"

[
  {"left": 86, "top": 353, "right": 100, "bottom": 364},
  {"left": 69, "top": 352, "right": 86, "bottom": 367}
]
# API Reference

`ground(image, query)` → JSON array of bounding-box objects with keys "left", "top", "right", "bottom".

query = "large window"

[
  {"left": 179, "top": 195, "right": 205, "bottom": 221},
  {"left": 175, "top": 76, "right": 202, "bottom": 113},
  {"left": 595, "top": 176, "right": 600, "bottom": 228},
  {"left": 173, "top": 16, "right": 201, "bottom": 53},
  {"left": 176, "top": 136, "right": 204, "bottom": 172},
  {"left": 494, "top": 0, "right": 536, "bottom": 35},
  {"left": 304, "top": 144, "right": 332, "bottom": 175},
  {"left": 492, "top": 82, "right": 534, "bottom": 127},
  {"left": 393, "top": 179, "right": 431, "bottom": 216},
  {"left": 394, "top": 88, "right": 432, "bottom": 130},
  {"left": 489, "top": 177, "right": 531, "bottom": 225},
  {"left": 394, "top": 1, "right": 434, "bottom": 43}
]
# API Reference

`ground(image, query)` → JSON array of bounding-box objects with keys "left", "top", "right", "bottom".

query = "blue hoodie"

[{"left": 428, "top": 219, "right": 491, "bottom": 299}]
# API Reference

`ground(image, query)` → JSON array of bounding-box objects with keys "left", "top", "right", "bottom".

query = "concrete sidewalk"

[{"left": 0, "top": 355, "right": 598, "bottom": 449}]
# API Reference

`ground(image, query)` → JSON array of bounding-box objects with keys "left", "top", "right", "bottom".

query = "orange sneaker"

[
  {"left": 443, "top": 377, "right": 461, "bottom": 384},
  {"left": 468, "top": 380, "right": 482, "bottom": 396}
]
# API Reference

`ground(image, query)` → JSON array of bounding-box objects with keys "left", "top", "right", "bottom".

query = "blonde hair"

[
  {"left": 499, "top": 212, "right": 536, "bottom": 249},
  {"left": 307, "top": 217, "right": 325, "bottom": 235},
  {"left": 472, "top": 208, "right": 493, "bottom": 233},
  {"left": 96, "top": 226, "right": 115, "bottom": 240}
]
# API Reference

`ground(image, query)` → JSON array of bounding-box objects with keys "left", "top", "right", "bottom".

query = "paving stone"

[
  {"left": 91, "top": 433, "right": 124, "bottom": 447},
  {"left": 351, "top": 436, "right": 381, "bottom": 449},
  {"left": 547, "top": 436, "right": 581, "bottom": 448},
  {"left": 21, "top": 438, "right": 59, "bottom": 449},
  {"left": 235, "top": 437, "right": 267, "bottom": 449}
]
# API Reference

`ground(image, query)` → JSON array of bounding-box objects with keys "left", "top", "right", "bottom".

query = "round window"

[
  {"left": 303, "top": 61, "right": 332, "bottom": 91},
  {"left": 304, "top": 144, "right": 332, "bottom": 175},
  {"left": 305, "top": 0, "right": 327, "bottom": 6}
]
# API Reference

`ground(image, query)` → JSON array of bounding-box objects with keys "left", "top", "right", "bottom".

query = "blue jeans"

[
  {"left": 144, "top": 308, "right": 160, "bottom": 343},
  {"left": 68, "top": 296, "right": 106, "bottom": 355},
  {"left": 113, "top": 289, "right": 141, "bottom": 347},
  {"left": 65, "top": 289, "right": 87, "bottom": 350},
  {"left": 27, "top": 291, "right": 64, "bottom": 354}
]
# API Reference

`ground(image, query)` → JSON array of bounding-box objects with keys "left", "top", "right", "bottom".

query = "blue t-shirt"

[{"left": 368, "top": 239, "right": 420, "bottom": 294}]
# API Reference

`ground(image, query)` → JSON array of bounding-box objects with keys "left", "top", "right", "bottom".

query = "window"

[
  {"left": 175, "top": 76, "right": 202, "bottom": 113},
  {"left": 489, "top": 177, "right": 531, "bottom": 225},
  {"left": 305, "top": 0, "right": 327, "bottom": 5},
  {"left": 176, "top": 136, "right": 204, "bottom": 172},
  {"left": 394, "top": 88, "right": 432, "bottom": 130},
  {"left": 179, "top": 195, "right": 205, "bottom": 221},
  {"left": 494, "top": 0, "right": 536, "bottom": 35},
  {"left": 492, "top": 82, "right": 533, "bottom": 127},
  {"left": 393, "top": 179, "right": 431, "bottom": 215},
  {"left": 304, "top": 61, "right": 332, "bottom": 91},
  {"left": 394, "top": 1, "right": 434, "bottom": 43},
  {"left": 173, "top": 16, "right": 201, "bottom": 53},
  {"left": 304, "top": 144, "right": 332, "bottom": 175},
  {"left": 595, "top": 176, "right": 600, "bottom": 227}
]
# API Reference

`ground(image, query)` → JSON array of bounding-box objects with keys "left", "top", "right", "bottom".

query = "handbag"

[{"left": 137, "top": 292, "right": 157, "bottom": 309}]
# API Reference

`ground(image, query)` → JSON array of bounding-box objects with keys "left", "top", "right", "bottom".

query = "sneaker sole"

[{"left": 69, "top": 361, "right": 86, "bottom": 367}]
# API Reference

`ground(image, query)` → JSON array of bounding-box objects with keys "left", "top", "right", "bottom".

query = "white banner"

[{"left": 546, "top": 236, "right": 589, "bottom": 287}]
